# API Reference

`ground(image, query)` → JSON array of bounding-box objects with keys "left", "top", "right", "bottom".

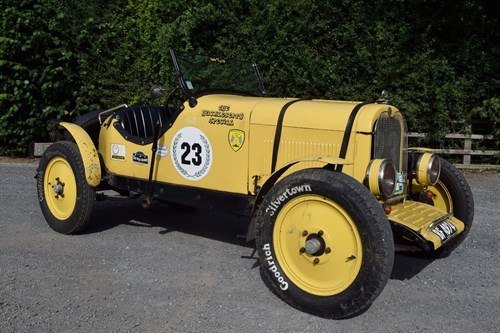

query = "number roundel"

[{"left": 171, "top": 127, "right": 213, "bottom": 181}]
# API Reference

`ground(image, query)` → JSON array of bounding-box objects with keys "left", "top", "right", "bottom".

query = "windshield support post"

[
  {"left": 169, "top": 48, "right": 192, "bottom": 98},
  {"left": 252, "top": 62, "right": 266, "bottom": 96}
]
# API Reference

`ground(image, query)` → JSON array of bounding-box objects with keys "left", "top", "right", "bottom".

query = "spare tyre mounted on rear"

[{"left": 254, "top": 169, "right": 394, "bottom": 318}]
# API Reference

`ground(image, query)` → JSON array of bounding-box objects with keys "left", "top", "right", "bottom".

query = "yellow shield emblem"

[{"left": 228, "top": 129, "right": 245, "bottom": 152}]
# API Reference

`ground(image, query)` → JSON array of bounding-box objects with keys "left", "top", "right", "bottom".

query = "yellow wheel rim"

[
  {"left": 428, "top": 180, "right": 453, "bottom": 213},
  {"left": 43, "top": 157, "right": 77, "bottom": 220},
  {"left": 273, "top": 195, "right": 363, "bottom": 296}
]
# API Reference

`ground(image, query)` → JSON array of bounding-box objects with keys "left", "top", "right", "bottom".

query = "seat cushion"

[{"left": 116, "top": 106, "right": 168, "bottom": 139}]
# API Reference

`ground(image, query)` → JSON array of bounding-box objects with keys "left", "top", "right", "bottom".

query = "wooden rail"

[{"left": 407, "top": 132, "right": 499, "bottom": 170}]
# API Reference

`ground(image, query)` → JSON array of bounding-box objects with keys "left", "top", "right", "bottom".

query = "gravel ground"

[{"left": 0, "top": 162, "right": 499, "bottom": 333}]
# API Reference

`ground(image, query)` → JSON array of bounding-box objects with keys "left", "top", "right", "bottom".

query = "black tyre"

[
  {"left": 424, "top": 158, "right": 474, "bottom": 257},
  {"left": 254, "top": 169, "right": 394, "bottom": 318},
  {"left": 37, "top": 141, "right": 94, "bottom": 234}
]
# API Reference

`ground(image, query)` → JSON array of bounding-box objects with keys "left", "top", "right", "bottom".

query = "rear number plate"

[{"left": 431, "top": 220, "right": 457, "bottom": 242}]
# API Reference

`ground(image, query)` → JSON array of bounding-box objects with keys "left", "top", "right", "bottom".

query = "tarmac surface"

[{"left": 0, "top": 161, "right": 499, "bottom": 332}]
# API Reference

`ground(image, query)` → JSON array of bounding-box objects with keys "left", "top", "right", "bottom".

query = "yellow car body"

[{"left": 64, "top": 93, "right": 464, "bottom": 251}]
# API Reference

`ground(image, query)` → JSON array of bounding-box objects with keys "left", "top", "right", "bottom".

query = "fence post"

[{"left": 463, "top": 125, "right": 472, "bottom": 165}]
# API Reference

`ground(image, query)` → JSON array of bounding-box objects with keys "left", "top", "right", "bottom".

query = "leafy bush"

[{"left": 1, "top": 0, "right": 498, "bottom": 155}]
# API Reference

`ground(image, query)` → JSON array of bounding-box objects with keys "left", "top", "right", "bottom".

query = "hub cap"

[
  {"left": 305, "top": 237, "right": 322, "bottom": 255},
  {"left": 273, "top": 195, "right": 363, "bottom": 296},
  {"left": 43, "top": 157, "right": 77, "bottom": 220}
]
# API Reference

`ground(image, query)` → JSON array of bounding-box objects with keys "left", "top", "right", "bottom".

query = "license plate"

[{"left": 431, "top": 220, "right": 458, "bottom": 242}]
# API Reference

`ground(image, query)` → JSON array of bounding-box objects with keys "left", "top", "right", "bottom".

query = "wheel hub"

[
  {"left": 304, "top": 233, "right": 326, "bottom": 256},
  {"left": 51, "top": 177, "right": 65, "bottom": 198}
]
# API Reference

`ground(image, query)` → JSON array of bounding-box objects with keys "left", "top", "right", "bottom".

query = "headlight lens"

[
  {"left": 379, "top": 159, "right": 397, "bottom": 197},
  {"left": 365, "top": 159, "right": 397, "bottom": 198},
  {"left": 427, "top": 154, "right": 441, "bottom": 185},
  {"left": 416, "top": 153, "right": 441, "bottom": 185}
]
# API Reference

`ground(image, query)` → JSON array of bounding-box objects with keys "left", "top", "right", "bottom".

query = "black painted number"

[
  {"left": 192, "top": 143, "right": 202, "bottom": 166},
  {"left": 180, "top": 142, "right": 202, "bottom": 166}
]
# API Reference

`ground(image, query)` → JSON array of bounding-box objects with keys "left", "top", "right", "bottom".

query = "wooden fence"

[{"left": 407, "top": 132, "right": 499, "bottom": 170}]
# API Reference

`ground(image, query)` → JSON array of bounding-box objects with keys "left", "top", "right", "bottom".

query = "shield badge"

[{"left": 228, "top": 129, "right": 245, "bottom": 152}]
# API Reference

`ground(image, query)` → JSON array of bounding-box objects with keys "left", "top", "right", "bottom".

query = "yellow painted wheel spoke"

[
  {"left": 43, "top": 157, "right": 77, "bottom": 220},
  {"left": 273, "top": 195, "right": 362, "bottom": 296}
]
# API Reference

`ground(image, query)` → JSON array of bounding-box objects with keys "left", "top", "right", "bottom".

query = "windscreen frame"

[{"left": 169, "top": 48, "right": 266, "bottom": 98}]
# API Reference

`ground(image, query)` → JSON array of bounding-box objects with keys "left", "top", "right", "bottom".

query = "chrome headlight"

[
  {"left": 416, "top": 153, "right": 441, "bottom": 186},
  {"left": 365, "top": 159, "right": 397, "bottom": 198}
]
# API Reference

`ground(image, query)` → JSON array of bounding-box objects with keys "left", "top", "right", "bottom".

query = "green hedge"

[{"left": 1, "top": 0, "right": 498, "bottom": 155}]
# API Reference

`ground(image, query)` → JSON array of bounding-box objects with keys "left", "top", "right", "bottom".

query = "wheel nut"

[
  {"left": 299, "top": 247, "right": 306, "bottom": 254},
  {"left": 318, "top": 230, "right": 324, "bottom": 236},
  {"left": 302, "top": 230, "right": 308, "bottom": 237},
  {"left": 313, "top": 258, "right": 320, "bottom": 264},
  {"left": 325, "top": 247, "right": 331, "bottom": 254}
]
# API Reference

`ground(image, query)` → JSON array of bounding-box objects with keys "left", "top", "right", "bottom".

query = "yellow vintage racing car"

[{"left": 36, "top": 50, "right": 474, "bottom": 318}]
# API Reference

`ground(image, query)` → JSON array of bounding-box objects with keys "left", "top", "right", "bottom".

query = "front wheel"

[
  {"left": 254, "top": 169, "right": 394, "bottom": 318},
  {"left": 416, "top": 158, "right": 474, "bottom": 257},
  {"left": 37, "top": 141, "right": 94, "bottom": 234}
]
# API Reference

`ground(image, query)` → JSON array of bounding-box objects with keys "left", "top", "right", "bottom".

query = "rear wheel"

[
  {"left": 37, "top": 141, "right": 94, "bottom": 234},
  {"left": 254, "top": 169, "right": 394, "bottom": 318}
]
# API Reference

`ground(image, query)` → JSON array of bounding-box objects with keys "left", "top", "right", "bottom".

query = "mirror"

[{"left": 150, "top": 84, "right": 165, "bottom": 99}]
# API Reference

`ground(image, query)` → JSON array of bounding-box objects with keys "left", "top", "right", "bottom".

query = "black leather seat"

[{"left": 116, "top": 106, "right": 168, "bottom": 139}]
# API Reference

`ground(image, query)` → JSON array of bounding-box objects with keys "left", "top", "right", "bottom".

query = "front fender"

[
  {"left": 246, "top": 155, "right": 352, "bottom": 242},
  {"left": 59, "top": 122, "right": 101, "bottom": 187}
]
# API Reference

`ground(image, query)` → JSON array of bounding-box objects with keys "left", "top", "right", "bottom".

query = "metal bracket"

[{"left": 98, "top": 104, "right": 128, "bottom": 124}]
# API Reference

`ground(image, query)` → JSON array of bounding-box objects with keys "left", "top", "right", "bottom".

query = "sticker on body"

[
  {"left": 157, "top": 144, "right": 168, "bottom": 157},
  {"left": 171, "top": 127, "right": 213, "bottom": 181},
  {"left": 111, "top": 144, "right": 126, "bottom": 161}
]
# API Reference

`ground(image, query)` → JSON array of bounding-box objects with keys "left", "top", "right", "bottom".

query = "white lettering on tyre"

[
  {"left": 37, "top": 170, "right": 44, "bottom": 202},
  {"left": 265, "top": 185, "right": 312, "bottom": 216},
  {"left": 262, "top": 243, "right": 289, "bottom": 291}
]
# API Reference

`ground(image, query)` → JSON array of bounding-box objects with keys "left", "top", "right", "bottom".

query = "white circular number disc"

[{"left": 171, "top": 127, "right": 213, "bottom": 181}]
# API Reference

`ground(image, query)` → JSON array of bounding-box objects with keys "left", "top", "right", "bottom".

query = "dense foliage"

[{"left": 1, "top": 0, "right": 498, "bottom": 155}]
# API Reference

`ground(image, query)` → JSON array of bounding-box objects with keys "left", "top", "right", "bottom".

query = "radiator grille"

[{"left": 373, "top": 112, "right": 407, "bottom": 172}]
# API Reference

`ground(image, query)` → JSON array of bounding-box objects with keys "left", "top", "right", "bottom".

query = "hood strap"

[
  {"left": 336, "top": 102, "right": 372, "bottom": 172},
  {"left": 271, "top": 98, "right": 311, "bottom": 173}
]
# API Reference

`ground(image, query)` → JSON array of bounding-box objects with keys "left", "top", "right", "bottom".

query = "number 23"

[{"left": 180, "top": 142, "right": 202, "bottom": 166}]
